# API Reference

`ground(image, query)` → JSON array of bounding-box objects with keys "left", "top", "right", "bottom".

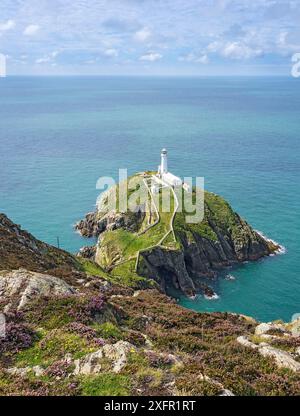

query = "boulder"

[
  {"left": 237, "top": 335, "right": 300, "bottom": 372},
  {"left": 255, "top": 322, "right": 286, "bottom": 336},
  {"left": 259, "top": 345, "right": 300, "bottom": 372},
  {"left": 0, "top": 269, "right": 75, "bottom": 310},
  {"left": 237, "top": 336, "right": 258, "bottom": 349},
  {"left": 73, "top": 341, "right": 135, "bottom": 375},
  {"left": 7, "top": 365, "right": 44, "bottom": 377}
]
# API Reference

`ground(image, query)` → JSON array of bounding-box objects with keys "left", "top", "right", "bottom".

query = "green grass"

[
  {"left": 94, "top": 322, "right": 123, "bottom": 340},
  {"left": 16, "top": 330, "right": 96, "bottom": 368},
  {"left": 110, "top": 259, "right": 156, "bottom": 289},
  {"left": 79, "top": 259, "right": 109, "bottom": 278},
  {"left": 80, "top": 373, "right": 131, "bottom": 396},
  {"left": 25, "top": 297, "right": 80, "bottom": 330},
  {"left": 97, "top": 185, "right": 176, "bottom": 269},
  {"left": 174, "top": 190, "right": 239, "bottom": 242}
]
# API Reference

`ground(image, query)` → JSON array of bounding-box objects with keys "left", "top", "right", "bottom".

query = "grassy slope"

[
  {"left": 97, "top": 176, "right": 177, "bottom": 274},
  {"left": 1, "top": 288, "right": 299, "bottom": 396}
]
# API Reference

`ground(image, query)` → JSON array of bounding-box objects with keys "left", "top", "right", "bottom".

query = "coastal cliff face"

[
  {"left": 0, "top": 214, "right": 299, "bottom": 396},
  {"left": 0, "top": 214, "right": 79, "bottom": 274},
  {"left": 76, "top": 178, "right": 278, "bottom": 297}
]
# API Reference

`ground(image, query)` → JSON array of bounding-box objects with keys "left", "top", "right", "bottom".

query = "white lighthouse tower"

[
  {"left": 157, "top": 148, "right": 182, "bottom": 188},
  {"left": 160, "top": 148, "right": 168, "bottom": 174}
]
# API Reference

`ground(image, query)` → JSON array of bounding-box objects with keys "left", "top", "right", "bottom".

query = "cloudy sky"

[{"left": 0, "top": 0, "right": 299, "bottom": 75}]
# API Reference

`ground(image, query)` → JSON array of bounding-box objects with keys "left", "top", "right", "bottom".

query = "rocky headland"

[{"left": 76, "top": 174, "right": 279, "bottom": 297}]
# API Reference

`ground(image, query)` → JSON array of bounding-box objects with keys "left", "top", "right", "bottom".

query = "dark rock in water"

[
  {"left": 201, "top": 284, "right": 218, "bottom": 300},
  {"left": 75, "top": 212, "right": 102, "bottom": 238}
]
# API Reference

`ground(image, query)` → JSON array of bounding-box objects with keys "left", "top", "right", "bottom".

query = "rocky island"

[{"left": 76, "top": 170, "right": 279, "bottom": 298}]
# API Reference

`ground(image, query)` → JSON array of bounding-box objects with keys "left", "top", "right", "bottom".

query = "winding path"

[{"left": 108, "top": 172, "right": 179, "bottom": 275}]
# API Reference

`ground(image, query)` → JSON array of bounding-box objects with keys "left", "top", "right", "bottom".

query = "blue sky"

[{"left": 0, "top": 0, "right": 299, "bottom": 75}]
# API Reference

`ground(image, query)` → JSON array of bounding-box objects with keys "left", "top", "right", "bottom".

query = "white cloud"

[
  {"left": 104, "top": 48, "right": 118, "bottom": 57},
  {"left": 134, "top": 27, "right": 151, "bottom": 42},
  {"left": 207, "top": 40, "right": 262, "bottom": 60},
  {"left": 36, "top": 56, "right": 51, "bottom": 64},
  {"left": 222, "top": 42, "right": 262, "bottom": 59},
  {"left": 139, "top": 52, "right": 162, "bottom": 62},
  {"left": 0, "top": 20, "right": 15, "bottom": 32},
  {"left": 207, "top": 41, "right": 222, "bottom": 53},
  {"left": 277, "top": 30, "right": 300, "bottom": 54},
  {"left": 23, "top": 24, "right": 40, "bottom": 36},
  {"left": 196, "top": 54, "right": 209, "bottom": 64},
  {"left": 36, "top": 51, "right": 59, "bottom": 64},
  {"left": 179, "top": 53, "right": 209, "bottom": 64}
]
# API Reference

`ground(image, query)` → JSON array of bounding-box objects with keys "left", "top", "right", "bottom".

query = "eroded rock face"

[
  {"left": 73, "top": 341, "right": 135, "bottom": 375},
  {"left": 0, "top": 269, "right": 76, "bottom": 310},
  {"left": 76, "top": 209, "right": 145, "bottom": 238}
]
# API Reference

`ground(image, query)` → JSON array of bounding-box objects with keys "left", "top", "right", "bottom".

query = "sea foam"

[{"left": 255, "top": 230, "right": 287, "bottom": 255}]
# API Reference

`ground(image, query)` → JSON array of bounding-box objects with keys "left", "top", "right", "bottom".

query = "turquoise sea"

[{"left": 0, "top": 76, "right": 299, "bottom": 322}]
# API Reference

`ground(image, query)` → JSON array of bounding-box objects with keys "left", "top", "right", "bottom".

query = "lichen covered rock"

[{"left": 0, "top": 269, "right": 76, "bottom": 310}]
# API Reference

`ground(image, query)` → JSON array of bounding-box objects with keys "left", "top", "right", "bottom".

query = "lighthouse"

[
  {"left": 160, "top": 148, "right": 168, "bottom": 174},
  {"left": 157, "top": 148, "right": 182, "bottom": 187}
]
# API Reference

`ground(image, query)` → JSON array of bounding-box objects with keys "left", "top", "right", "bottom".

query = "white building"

[{"left": 158, "top": 148, "right": 182, "bottom": 187}]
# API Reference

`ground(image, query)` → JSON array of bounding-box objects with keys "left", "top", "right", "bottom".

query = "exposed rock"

[
  {"left": 76, "top": 209, "right": 145, "bottom": 238},
  {"left": 237, "top": 336, "right": 259, "bottom": 349},
  {"left": 202, "top": 284, "right": 219, "bottom": 300},
  {"left": 137, "top": 247, "right": 197, "bottom": 297},
  {"left": 255, "top": 322, "right": 286, "bottom": 336},
  {"left": 73, "top": 341, "right": 135, "bottom": 375},
  {"left": 259, "top": 345, "right": 300, "bottom": 372},
  {"left": 7, "top": 365, "right": 44, "bottom": 377},
  {"left": 0, "top": 269, "right": 75, "bottom": 310},
  {"left": 198, "top": 374, "right": 235, "bottom": 396},
  {"left": 144, "top": 349, "right": 182, "bottom": 367},
  {"left": 75, "top": 212, "right": 102, "bottom": 238},
  {"left": 77, "top": 245, "right": 96, "bottom": 260},
  {"left": 237, "top": 335, "right": 300, "bottom": 372},
  {"left": 289, "top": 317, "right": 300, "bottom": 336}
]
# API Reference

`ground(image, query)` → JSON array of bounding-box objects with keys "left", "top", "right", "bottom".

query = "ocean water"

[{"left": 0, "top": 76, "right": 299, "bottom": 322}]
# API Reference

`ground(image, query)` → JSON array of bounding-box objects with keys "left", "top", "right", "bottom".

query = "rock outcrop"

[
  {"left": 0, "top": 213, "right": 79, "bottom": 273},
  {"left": 237, "top": 319, "right": 300, "bottom": 373},
  {"left": 73, "top": 341, "right": 135, "bottom": 375},
  {"left": 0, "top": 269, "right": 76, "bottom": 310}
]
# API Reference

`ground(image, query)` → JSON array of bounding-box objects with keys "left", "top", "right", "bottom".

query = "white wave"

[
  {"left": 255, "top": 230, "right": 287, "bottom": 255},
  {"left": 204, "top": 292, "right": 220, "bottom": 300},
  {"left": 225, "top": 274, "right": 236, "bottom": 281}
]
